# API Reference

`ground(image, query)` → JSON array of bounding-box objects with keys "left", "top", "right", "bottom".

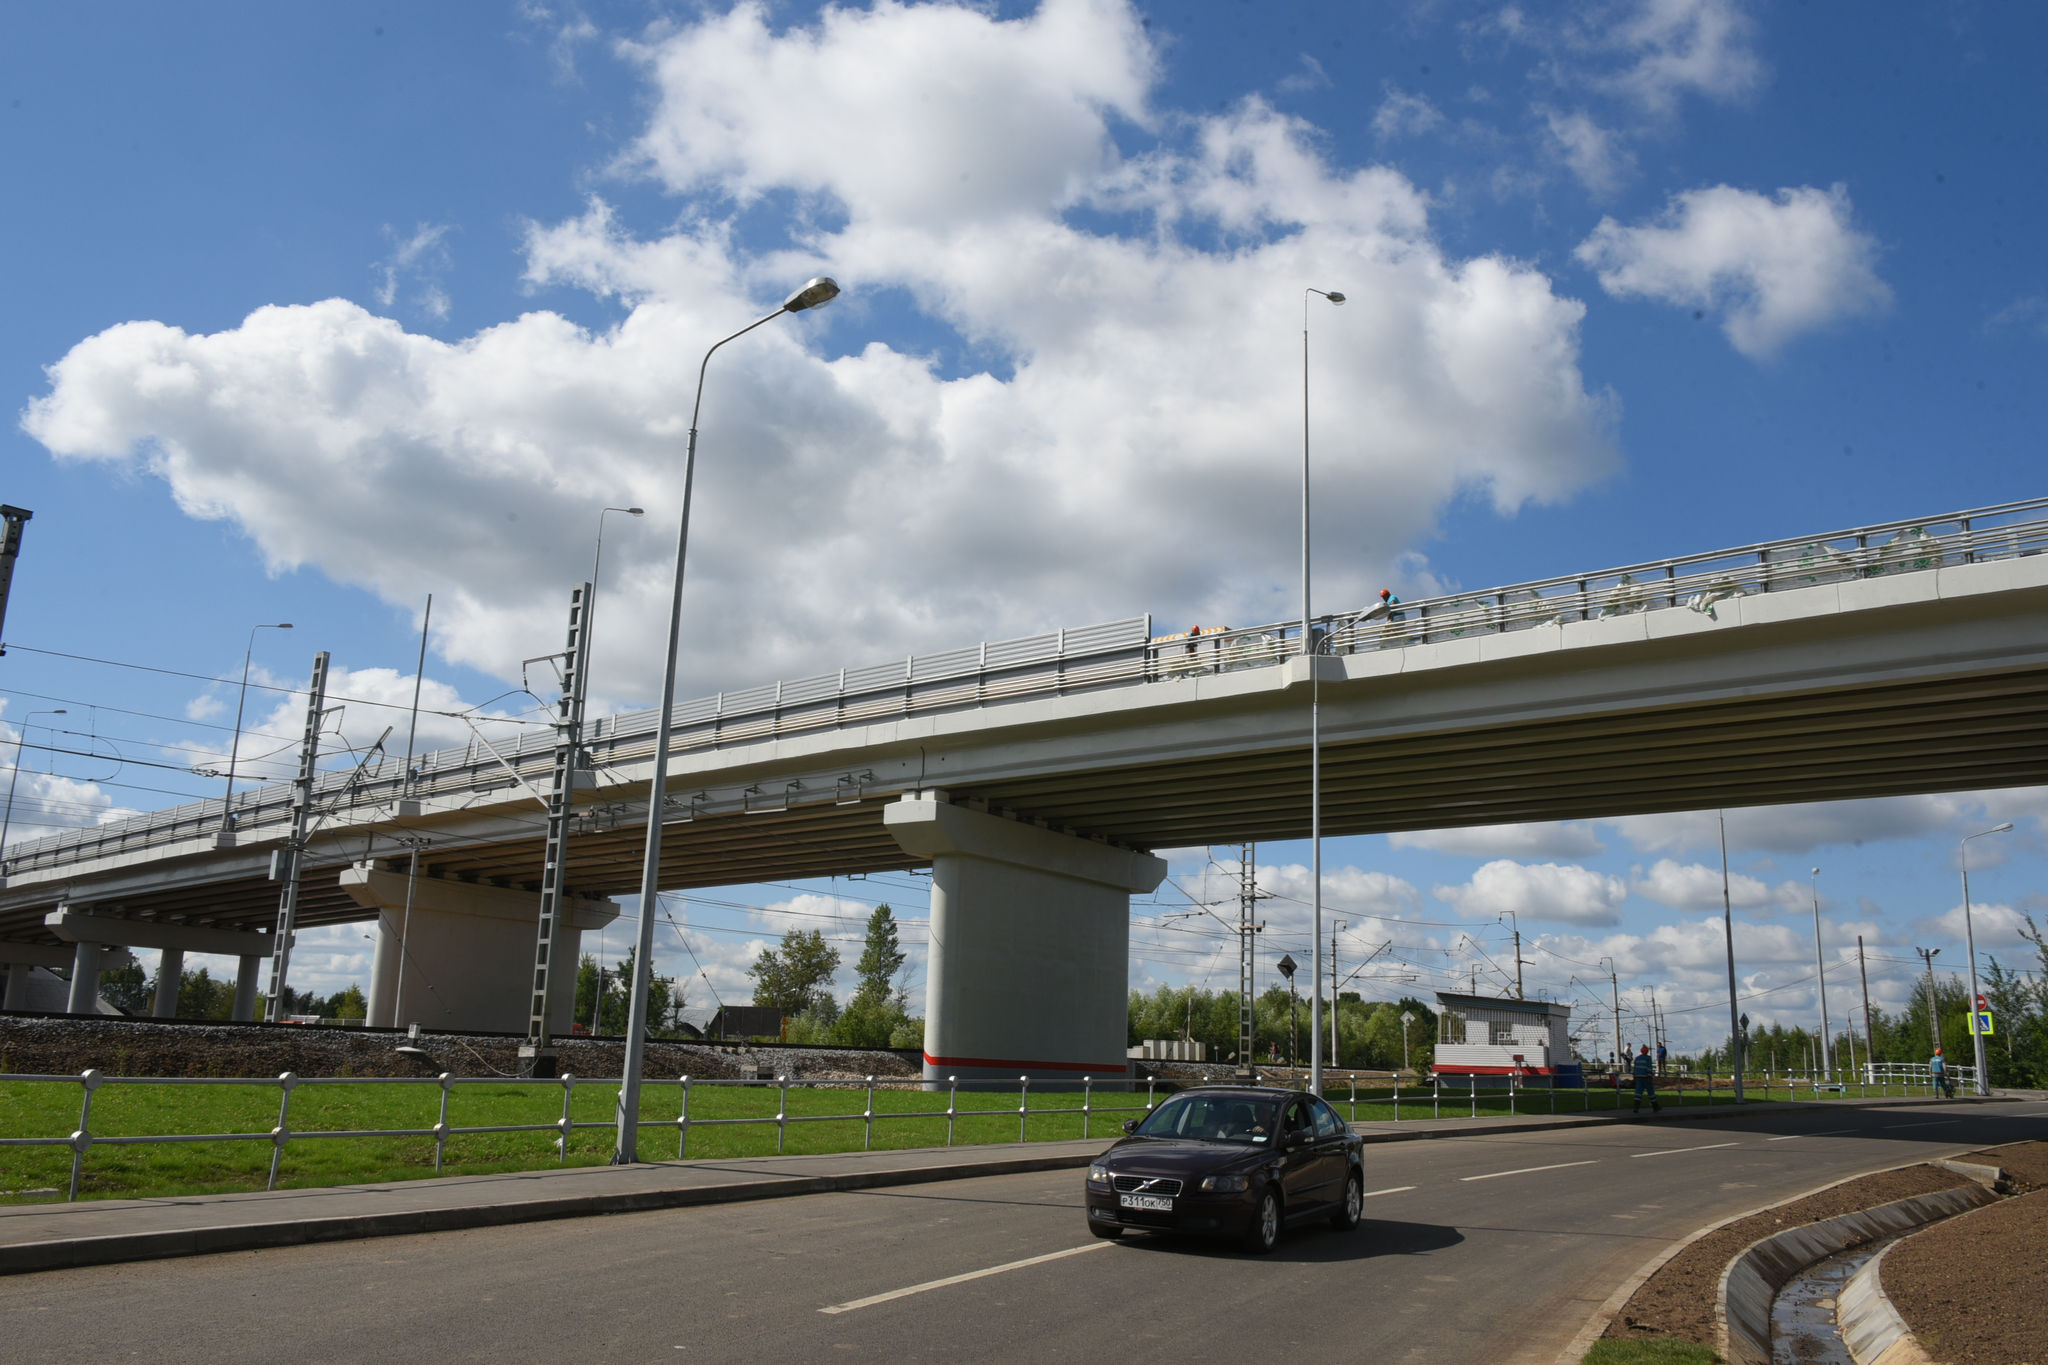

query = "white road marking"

[
  {"left": 1882, "top": 1120, "right": 1961, "bottom": 1130},
  {"left": 1362, "top": 1185, "right": 1416, "bottom": 1198},
  {"left": 1461, "top": 1160, "right": 1598, "bottom": 1182},
  {"left": 1766, "top": 1128, "right": 1859, "bottom": 1141},
  {"left": 1629, "top": 1142, "right": 1740, "bottom": 1159},
  {"left": 818, "top": 1242, "right": 1110, "bottom": 1315}
]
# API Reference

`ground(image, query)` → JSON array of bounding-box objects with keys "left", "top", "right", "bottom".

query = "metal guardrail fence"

[
  {"left": 0, "top": 1069, "right": 1161, "bottom": 1202},
  {"left": 9, "top": 495, "right": 2047, "bottom": 876},
  {"left": 5, "top": 1063, "right": 1973, "bottom": 1202}
]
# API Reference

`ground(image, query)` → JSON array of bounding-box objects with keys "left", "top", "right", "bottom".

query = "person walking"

[
  {"left": 1631, "top": 1043, "right": 1660, "bottom": 1113},
  {"left": 1929, "top": 1046, "right": 1954, "bottom": 1099}
]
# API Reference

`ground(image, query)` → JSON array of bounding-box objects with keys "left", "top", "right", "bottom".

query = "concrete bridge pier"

[
  {"left": 341, "top": 863, "right": 620, "bottom": 1034},
  {"left": 1, "top": 944, "right": 89, "bottom": 1009},
  {"left": 884, "top": 792, "right": 1166, "bottom": 1089},
  {"left": 45, "top": 907, "right": 267, "bottom": 1019}
]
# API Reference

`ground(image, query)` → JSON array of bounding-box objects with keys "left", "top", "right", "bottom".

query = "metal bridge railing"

[{"left": 9, "top": 496, "right": 2047, "bottom": 877}]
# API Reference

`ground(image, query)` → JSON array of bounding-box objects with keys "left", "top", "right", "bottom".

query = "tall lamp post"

[
  {"left": 2, "top": 709, "right": 66, "bottom": 870},
  {"left": 219, "top": 622, "right": 293, "bottom": 833},
  {"left": 1960, "top": 821, "right": 2012, "bottom": 1096},
  {"left": 1718, "top": 811, "right": 1744, "bottom": 1100},
  {"left": 585, "top": 505, "right": 644, "bottom": 713},
  {"left": 1809, "top": 867, "right": 1832, "bottom": 1081},
  {"left": 1301, "top": 284, "right": 1346, "bottom": 1097},
  {"left": 614, "top": 276, "right": 840, "bottom": 1164}
]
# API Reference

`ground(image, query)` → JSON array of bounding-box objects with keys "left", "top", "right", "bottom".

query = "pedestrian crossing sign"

[{"left": 1968, "top": 1010, "right": 1995, "bottom": 1036}]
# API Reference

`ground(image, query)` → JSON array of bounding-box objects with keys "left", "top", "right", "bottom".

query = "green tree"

[
  {"left": 333, "top": 984, "right": 367, "bottom": 1021},
  {"left": 580, "top": 948, "right": 683, "bottom": 1037},
  {"left": 101, "top": 960, "right": 150, "bottom": 1014},
  {"left": 850, "top": 904, "right": 905, "bottom": 1008},
  {"left": 750, "top": 927, "right": 840, "bottom": 1016},
  {"left": 836, "top": 905, "right": 910, "bottom": 1047},
  {"left": 177, "top": 967, "right": 234, "bottom": 1019}
]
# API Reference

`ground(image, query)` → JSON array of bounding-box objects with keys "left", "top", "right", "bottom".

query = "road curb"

[
  {"left": 1714, "top": 1183, "right": 1996, "bottom": 1365},
  {"left": 0, "top": 1148, "right": 1098, "bottom": 1276},
  {"left": 1545, "top": 1115, "right": 2012, "bottom": 1365},
  {"left": 1838, "top": 1239, "right": 1936, "bottom": 1365}
]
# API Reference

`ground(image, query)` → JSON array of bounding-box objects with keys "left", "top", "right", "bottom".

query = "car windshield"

[{"left": 1132, "top": 1094, "right": 1279, "bottom": 1144}]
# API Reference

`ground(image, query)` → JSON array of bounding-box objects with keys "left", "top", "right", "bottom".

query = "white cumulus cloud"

[
  {"left": 22, "top": 0, "right": 1618, "bottom": 713},
  {"left": 1575, "top": 183, "right": 1891, "bottom": 358},
  {"left": 1391, "top": 820, "right": 1605, "bottom": 859},
  {"left": 1434, "top": 859, "right": 1630, "bottom": 926}
]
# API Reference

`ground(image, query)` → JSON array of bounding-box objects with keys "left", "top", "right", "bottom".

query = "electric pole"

[
  {"left": 1237, "top": 844, "right": 1267, "bottom": 1075},
  {"left": 1329, "top": 919, "right": 1343, "bottom": 1070},
  {"left": 1915, "top": 946, "right": 1942, "bottom": 1055},
  {"left": 262, "top": 652, "right": 330, "bottom": 1020},
  {"left": 1858, "top": 934, "right": 1874, "bottom": 1081},
  {"left": 520, "top": 583, "right": 594, "bottom": 1077}
]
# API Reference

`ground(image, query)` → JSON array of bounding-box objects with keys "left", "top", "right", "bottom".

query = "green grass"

[
  {"left": 0, "top": 1077, "right": 1154, "bottom": 1203},
  {"left": 1581, "top": 1339, "right": 1722, "bottom": 1364}
]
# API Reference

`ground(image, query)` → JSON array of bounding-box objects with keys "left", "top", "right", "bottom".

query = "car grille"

[{"left": 1111, "top": 1175, "right": 1183, "bottom": 1196}]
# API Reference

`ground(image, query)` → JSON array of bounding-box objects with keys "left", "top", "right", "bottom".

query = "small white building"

[{"left": 1432, "top": 992, "right": 1580, "bottom": 1083}]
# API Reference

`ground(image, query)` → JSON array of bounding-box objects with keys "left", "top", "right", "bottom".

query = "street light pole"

[
  {"left": 1810, "top": 867, "right": 1832, "bottom": 1081},
  {"left": 1719, "top": 811, "right": 1744, "bottom": 1100},
  {"left": 219, "top": 622, "right": 292, "bottom": 832},
  {"left": 1302, "top": 284, "right": 1344, "bottom": 1098},
  {"left": 1960, "top": 821, "right": 2012, "bottom": 1096},
  {"left": 613, "top": 277, "right": 840, "bottom": 1164},
  {"left": 589, "top": 505, "right": 644, "bottom": 650},
  {"left": 1, "top": 709, "right": 65, "bottom": 869}
]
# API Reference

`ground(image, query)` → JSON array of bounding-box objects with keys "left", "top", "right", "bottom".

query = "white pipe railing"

[{"left": 0, "top": 1069, "right": 1162, "bottom": 1201}]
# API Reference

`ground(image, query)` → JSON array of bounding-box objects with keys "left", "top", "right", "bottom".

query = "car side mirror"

[{"left": 1122, "top": 1119, "right": 1138, "bottom": 1135}]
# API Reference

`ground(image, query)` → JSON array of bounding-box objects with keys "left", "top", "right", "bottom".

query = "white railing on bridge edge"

[{"left": 8, "top": 495, "right": 2047, "bottom": 876}]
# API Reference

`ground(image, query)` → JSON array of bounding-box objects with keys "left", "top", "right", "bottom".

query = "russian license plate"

[{"left": 1119, "top": 1193, "right": 1173, "bottom": 1212}]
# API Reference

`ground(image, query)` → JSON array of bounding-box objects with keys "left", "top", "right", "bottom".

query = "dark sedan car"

[{"left": 1084, "top": 1086, "right": 1366, "bottom": 1253}]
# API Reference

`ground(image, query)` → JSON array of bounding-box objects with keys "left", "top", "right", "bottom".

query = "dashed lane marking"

[
  {"left": 1362, "top": 1185, "right": 1416, "bottom": 1198},
  {"left": 1629, "top": 1142, "right": 1740, "bottom": 1158},
  {"left": 1766, "top": 1128, "right": 1860, "bottom": 1141},
  {"left": 819, "top": 1242, "right": 1109, "bottom": 1314},
  {"left": 1461, "top": 1160, "right": 1598, "bottom": 1182},
  {"left": 1881, "top": 1120, "right": 1961, "bottom": 1130}
]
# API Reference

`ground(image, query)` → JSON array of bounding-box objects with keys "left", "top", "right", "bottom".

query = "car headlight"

[
  {"left": 1087, "top": 1164, "right": 1111, "bottom": 1185},
  {"left": 1200, "top": 1173, "right": 1249, "bottom": 1192}
]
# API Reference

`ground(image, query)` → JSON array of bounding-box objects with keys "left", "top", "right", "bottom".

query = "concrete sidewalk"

[{"left": 0, "top": 1092, "right": 1997, "bottom": 1276}]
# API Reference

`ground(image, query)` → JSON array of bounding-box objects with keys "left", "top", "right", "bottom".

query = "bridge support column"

[
  {"left": 232, "top": 956, "right": 262, "bottom": 1021},
  {"left": 66, "top": 939, "right": 104, "bottom": 1014},
  {"left": 151, "top": 948, "right": 184, "bottom": 1017},
  {"left": 884, "top": 793, "right": 1166, "bottom": 1087},
  {"left": 341, "top": 863, "right": 619, "bottom": 1034}
]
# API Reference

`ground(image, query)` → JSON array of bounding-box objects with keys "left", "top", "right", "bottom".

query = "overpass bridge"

[{"left": 4, "top": 498, "right": 2046, "bottom": 1076}]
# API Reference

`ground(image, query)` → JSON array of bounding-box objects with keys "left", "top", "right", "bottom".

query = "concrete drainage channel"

[{"left": 1715, "top": 1161, "right": 2003, "bottom": 1365}]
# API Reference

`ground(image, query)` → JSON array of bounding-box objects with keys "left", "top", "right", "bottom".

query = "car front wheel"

[
  {"left": 1330, "top": 1171, "right": 1363, "bottom": 1231},
  {"left": 1242, "top": 1188, "right": 1281, "bottom": 1255}
]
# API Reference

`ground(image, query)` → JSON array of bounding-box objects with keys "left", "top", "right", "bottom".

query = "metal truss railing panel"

[{"left": 8, "top": 499, "right": 2047, "bottom": 879}]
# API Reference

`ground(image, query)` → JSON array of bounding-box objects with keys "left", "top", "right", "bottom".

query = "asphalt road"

[{"left": 6, "top": 1100, "right": 2042, "bottom": 1364}]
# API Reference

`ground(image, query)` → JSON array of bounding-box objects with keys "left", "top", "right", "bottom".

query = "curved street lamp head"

[
  {"left": 1984, "top": 822, "right": 2014, "bottom": 835},
  {"left": 273, "top": 623, "right": 293, "bottom": 631},
  {"left": 625, "top": 507, "right": 645, "bottom": 516},
  {"left": 782, "top": 276, "right": 841, "bottom": 313}
]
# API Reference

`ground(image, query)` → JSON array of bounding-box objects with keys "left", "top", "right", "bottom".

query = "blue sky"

[{"left": 3, "top": 1, "right": 2043, "bottom": 1050}]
